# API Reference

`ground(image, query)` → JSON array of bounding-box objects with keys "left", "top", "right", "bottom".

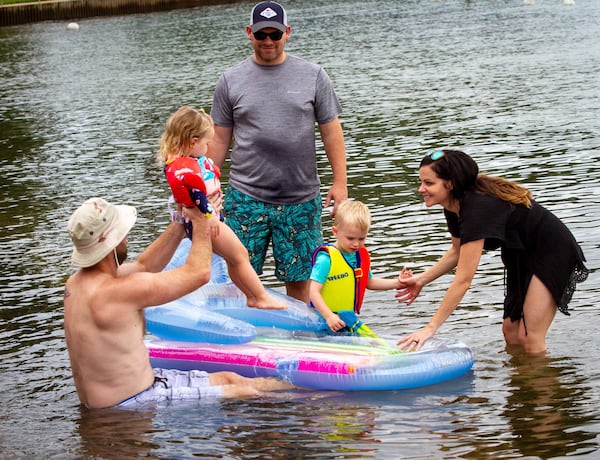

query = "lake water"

[{"left": 0, "top": 0, "right": 599, "bottom": 458}]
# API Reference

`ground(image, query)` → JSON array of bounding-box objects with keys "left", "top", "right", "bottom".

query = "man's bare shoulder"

[
  {"left": 65, "top": 268, "right": 140, "bottom": 308},
  {"left": 103, "top": 266, "right": 181, "bottom": 311}
]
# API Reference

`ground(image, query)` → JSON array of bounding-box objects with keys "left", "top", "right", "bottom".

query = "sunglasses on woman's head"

[
  {"left": 253, "top": 30, "right": 284, "bottom": 41},
  {"left": 425, "top": 150, "right": 445, "bottom": 160}
]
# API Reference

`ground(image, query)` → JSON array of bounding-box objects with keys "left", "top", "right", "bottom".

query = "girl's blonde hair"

[
  {"left": 156, "top": 106, "right": 214, "bottom": 165},
  {"left": 334, "top": 200, "right": 371, "bottom": 233}
]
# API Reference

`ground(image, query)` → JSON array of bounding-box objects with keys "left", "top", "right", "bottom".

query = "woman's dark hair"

[
  {"left": 420, "top": 149, "right": 532, "bottom": 207},
  {"left": 419, "top": 149, "right": 478, "bottom": 202}
]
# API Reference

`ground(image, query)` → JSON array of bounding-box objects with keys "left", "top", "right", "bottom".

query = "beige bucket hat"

[{"left": 67, "top": 197, "right": 137, "bottom": 268}]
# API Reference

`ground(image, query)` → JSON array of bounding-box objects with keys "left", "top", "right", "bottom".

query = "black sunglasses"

[{"left": 253, "top": 30, "right": 284, "bottom": 41}]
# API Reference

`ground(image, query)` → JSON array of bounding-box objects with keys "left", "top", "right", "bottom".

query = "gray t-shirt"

[{"left": 210, "top": 54, "right": 342, "bottom": 204}]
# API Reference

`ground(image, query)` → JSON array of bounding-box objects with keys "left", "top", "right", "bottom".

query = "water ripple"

[{"left": 0, "top": 0, "right": 599, "bottom": 457}]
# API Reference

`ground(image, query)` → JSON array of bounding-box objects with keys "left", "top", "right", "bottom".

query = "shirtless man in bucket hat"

[{"left": 64, "top": 197, "right": 293, "bottom": 409}]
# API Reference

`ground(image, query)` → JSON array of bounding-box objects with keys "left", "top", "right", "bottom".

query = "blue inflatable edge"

[{"left": 146, "top": 239, "right": 328, "bottom": 344}]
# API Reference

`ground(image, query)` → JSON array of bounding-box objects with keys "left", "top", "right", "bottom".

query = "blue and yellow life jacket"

[{"left": 311, "top": 244, "right": 371, "bottom": 314}]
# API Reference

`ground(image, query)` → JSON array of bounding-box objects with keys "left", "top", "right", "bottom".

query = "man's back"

[{"left": 64, "top": 268, "right": 155, "bottom": 408}]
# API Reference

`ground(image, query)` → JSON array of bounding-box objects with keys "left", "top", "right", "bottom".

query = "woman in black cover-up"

[{"left": 396, "top": 149, "right": 588, "bottom": 354}]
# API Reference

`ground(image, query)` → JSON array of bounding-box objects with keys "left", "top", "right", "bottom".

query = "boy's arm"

[
  {"left": 366, "top": 277, "right": 400, "bottom": 291},
  {"left": 366, "top": 267, "right": 412, "bottom": 291}
]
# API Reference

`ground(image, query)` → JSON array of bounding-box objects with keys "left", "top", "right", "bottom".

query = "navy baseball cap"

[{"left": 250, "top": 1, "right": 288, "bottom": 33}]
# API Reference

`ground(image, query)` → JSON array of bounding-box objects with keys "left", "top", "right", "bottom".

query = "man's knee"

[
  {"left": 222, "top": 384, "right": 260, "bottom": 398},
  {"left": 223, "top": 371, "right": 247, "bottom": 384},
  {"left": 210, "top": 371, "right": 246, "bottom": 386}
]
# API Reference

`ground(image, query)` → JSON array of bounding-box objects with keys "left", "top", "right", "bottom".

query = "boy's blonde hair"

[
  {"left": 156, "top": 106, "right": 213, "bottom": 165},
  {"left": 334, "top": 200, "right": 371, "bottom": 233}
]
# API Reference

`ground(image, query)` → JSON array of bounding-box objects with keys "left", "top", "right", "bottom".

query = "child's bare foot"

[{"left": 247, "top": 294, "right": 287, "bottom": 310}]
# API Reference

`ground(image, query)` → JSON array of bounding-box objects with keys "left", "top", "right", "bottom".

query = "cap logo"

[{"left": 260, "top": 7, "right": 278, "bottom": 19}]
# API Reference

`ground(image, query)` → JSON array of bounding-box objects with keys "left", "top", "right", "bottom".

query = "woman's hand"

[{"left": 396, "top": 325, "right": 436, "bottom": 351}]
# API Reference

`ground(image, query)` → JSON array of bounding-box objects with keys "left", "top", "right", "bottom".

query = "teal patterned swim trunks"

[{"left": 223, "top": 186, "right": 323, "bottom": 282}]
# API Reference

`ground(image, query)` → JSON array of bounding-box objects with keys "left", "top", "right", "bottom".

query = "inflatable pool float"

[
  {"left": 147, "top": 334, "right": 473, "bottom": 391},
  {"left": 144, "top": 240, "right": 474, "bottom": 391},
  {"left": 146, "top": 239, "right": 329, "bottom": 343}
]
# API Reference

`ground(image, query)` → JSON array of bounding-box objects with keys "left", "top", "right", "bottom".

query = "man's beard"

[{"left": 114, "top": 246, "right": 127, "bottom": 266}]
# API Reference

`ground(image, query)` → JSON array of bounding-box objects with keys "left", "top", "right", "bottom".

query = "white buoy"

[
  {"left": 523, "top": 0, "right": 535, "bottom": 5},
  {"left": 564, "top": 0, "right": 575, "bottom": 5},
  {"left": 67, "top": 22, "right": 80, "bottom": 31}
]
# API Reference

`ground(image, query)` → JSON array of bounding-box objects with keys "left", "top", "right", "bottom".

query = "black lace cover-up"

[{"left": 444, "top": 192, "right": 589, "bottom": 320}]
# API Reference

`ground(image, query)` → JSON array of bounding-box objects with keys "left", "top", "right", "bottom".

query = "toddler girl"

[{"left": 157, "top": 106, "right": 285, "bottom": 310}]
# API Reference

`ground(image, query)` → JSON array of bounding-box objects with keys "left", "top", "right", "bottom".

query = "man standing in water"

[
  {"left": 64, "top": 197, "right": 293, "bottom": 409},
  {"left": 208, "top": 1, "right": 348, "bottom": 303}
]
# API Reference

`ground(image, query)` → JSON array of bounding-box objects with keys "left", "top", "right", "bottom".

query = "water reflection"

[
  {"left": 0, "top": 0, "right": 599, "bottom": 457},
  {"left": 76, "top": 406, "right": 159, "bottom": 458},
  {"left": 502, "top": 349, "right": 597, "bottom": 458},
  {"left": 218, "top": 399, "right": 381, "bottom": 459}
]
